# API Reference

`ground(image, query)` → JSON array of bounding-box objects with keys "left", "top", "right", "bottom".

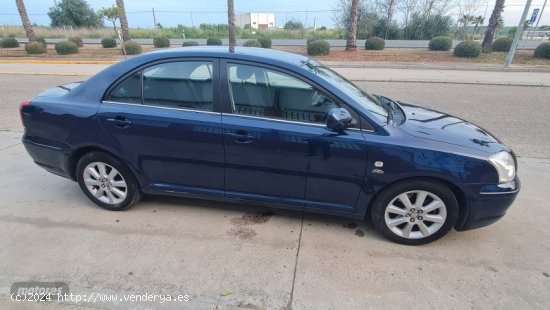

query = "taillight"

[{"left": 20, "top": 99, "right": 31, "bottom": 125}]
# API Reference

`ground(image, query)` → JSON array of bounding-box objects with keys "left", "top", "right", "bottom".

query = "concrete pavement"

[
  {"left": 0, "top": 131, "right": 549, "bottom": 309},
  {"left": 1, "top": 62, "right": 549, "bottom": 87}
]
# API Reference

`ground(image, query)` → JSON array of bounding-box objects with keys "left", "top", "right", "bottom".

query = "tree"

[
  {"left": 284, "top": 20, "right": 304, "bottom": 30},
  {"left": 481, "top": 0, "right": 505, "bottom": 53},
  {"left": 227, "top": 0, "right": 236, "bottom": 52},
  {"left": 345, "top": 0, "right": 360, "bottom": 51},
  {"left": 472, "top": 15, "right": 485, "bottom": 36},
  {"left": 376, "top": 0, "right": 397, "bottom": 39},
  {"left": 48, "top": 0, "right": 102, "bottom": 28},
  {"left": 459, "top": 14, "right": 474, "bottom": 39},
  {"left": 399, "top": 0, "right": 418, "bottom": 39},
  {"left": 97, "top": 6, "right": 119, "bottom": 36},
  {"left": 116, "top": 0, "right": 130, "bottom": 41},
  {"left": 15, "top": 0, "right": 36, "bottom": 41}
]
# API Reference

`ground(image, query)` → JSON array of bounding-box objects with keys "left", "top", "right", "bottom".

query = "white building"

[{"left": 235, "top": 13, "right": 276, "bottom": 30}]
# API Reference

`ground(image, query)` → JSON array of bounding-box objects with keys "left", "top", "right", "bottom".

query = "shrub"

[
  {"left": 453, "top": 40, "right": 482, "bottom": 58},
  {"left": 429, "top": 36, "right": 452, "bottom": 51},
  {"left": 243, "top": 39, "right": 261, "bottom": 47},
  {"left": 257, "top": 37, "right": 272, "bottom": 48},
  {"left": 68, "top": 37, "right": 83, "bottom": 47},
  {"left": 153, "top": 37, "right": 170, "bottom": 48},
  {"left": 101, "top": 38, "right": 117, "bottom": 48},
  {"left": 54, "top": 41, "right": 79, "bottom": 55},
  {"left": 206, "top": 37, "right": 222, "bottom": 46},
  {"left": 534, "top": 42, "right": 550, "bottom": 59},
  {"left": 365, "top": 37, "right": 385, "bottom": 50},
  {"left": 306, "top": 37, "right": 320, "bottom": 45},
  {"left": 25, "top": 41, "right": 47, "bottom": 54},
  {"left": 1, "top": 37, "right": 19, "bottom": 48},
  {"left": 492, "top": 37, "right": 513, "bottom": 52},
  {"left": 36, "top": 37, "right": 47, "bottom": 46},
  {"left": 182, "top": 40, "right": 199, "bottom": 47},
  {"left": 123, "top": 40, "right": 142, "bottom": 55},
  {"left": 307, "top": 39, "right": 330, "bottom": 56}
]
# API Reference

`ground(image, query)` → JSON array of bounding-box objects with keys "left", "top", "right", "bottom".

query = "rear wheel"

[
  {"left": 370, "top": 180, "right": 459, "bottom": 245},
  {"left": 76, "top": 152, "right": 141, "bottom": 211}
]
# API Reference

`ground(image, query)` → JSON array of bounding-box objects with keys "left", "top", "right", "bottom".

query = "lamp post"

[{"left": 505, "top": 0, "right": 532, "bottom": 67}]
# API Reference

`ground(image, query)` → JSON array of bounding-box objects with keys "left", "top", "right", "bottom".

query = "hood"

[{"left": 398, "top": 103, "right": 508, "bottom": 155}]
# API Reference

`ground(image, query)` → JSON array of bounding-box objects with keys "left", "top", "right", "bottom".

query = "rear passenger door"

[
  {"left": 98, "top": 59, "right": 225, "bottom": 195},
  {"left": 220, "top": 61, "right": 368, "bottom": 212}
]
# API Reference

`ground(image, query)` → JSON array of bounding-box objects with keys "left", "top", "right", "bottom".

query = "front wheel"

[
  {"left": 370, "top": 180, "right": 459, "bottom": 245},
  {"left": 76, "top": 152, "right": 141, "bottom": 211}
]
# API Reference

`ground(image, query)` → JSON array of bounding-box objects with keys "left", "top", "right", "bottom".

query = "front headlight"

[{"left": 489, "top": 151, "right": 516, "bottom": 183}]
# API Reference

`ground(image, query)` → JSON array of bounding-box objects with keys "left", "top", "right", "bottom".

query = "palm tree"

[
  {"left": 228, "top": 0, "right": 236, "bottom": 52},
  {"left": 345, "top": 0, "right": 360, "bottom": 51},
  {"left": 116, "top": 0, "right": 131, "bottom": 41},
  {"left": 15, "top": 0, "right": 36, "bottom": 42},
  {"left": 482, "top": 0, "right": 505, "bottom": 53},
  {"left": 472, "top": 16, "right": 485, "bottom": 37},
  {"left": 459, "top": 14, "right": 474, "bottom": 39}
]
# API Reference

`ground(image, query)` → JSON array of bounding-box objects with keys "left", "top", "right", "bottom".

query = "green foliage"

[
  {"left": 257, "top": 37, "right": 272, "bottom": 48},
  {"left": 206, "top": 37, "right": 222, "bottom": 45},
  {"left": 97, "top": 6, "right": 119, "bottom": 23},
  {"left": 365, "top": 37, "right": 385, "bottom": 50},
  {"left": 243, "top": 39, "right": 261, "bottom": 47},
  {"left": 48, "top": 0, "right": 102, "bottom": 28},
  {"left": 453, "top": 41, "right": 482, "bottom": 58},
  {"left": 404, "top": 13, "right": 453, "bottom": 40},
  {"left": 284, "top": 20, "right": 304, "bottom": 30},
  {"left": 508, "top": 27, "right": 517, "bottom": 38},
  {"left": 123, "top": 40, "right": 142, "bottom": 55},
  {"left": 307, "top": 39, "right": 330, "bottom": 56},
  {"left": 153, "top": 37, "right": 170, "bottom": 48},
  {"left": 68, "top": 36, "right": 83, "bottom": 47},
  {"left": 534, "top": 42, "right": 550, "bottom": 59},
  {"left": 101, "top": 37, "right": 117, "bottom": 48},
  {"left": 492, "top": 37, "right": 513, "bottom": 52},
  {"left": 55, "top": 40, "right": 79, "bottom": 55},
  {"left": 0, "top": 37, "right": 20, "bottom": 48},
  {"left": 182, "top": 41, "right": 199, "bottom": 47},
  {"left": 429, "top": 36, "right": 452, "bottom": 51},
  {"left": 25, "top": 42, "right": 47, "bottom": 54},
  {"left": 36, "top": 37, "right": 47, "bottom": 46}
]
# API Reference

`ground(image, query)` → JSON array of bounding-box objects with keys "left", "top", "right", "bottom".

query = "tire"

[
  {"left": 370, "top": 180, "right": 459, "bottom": 245},
  {"left": 76, "top": 151, "right": 141, "bottom": 211}
]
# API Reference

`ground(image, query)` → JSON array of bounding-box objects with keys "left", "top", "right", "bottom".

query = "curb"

[
  {"left": 2, "top": 58, "right": 550, "bottom": 73},
  {"left": 1, "top": 70, "right": 547, "bottom": 87},
  {"left": 0, "top": 59, "right": 118, "bottom": 65}
]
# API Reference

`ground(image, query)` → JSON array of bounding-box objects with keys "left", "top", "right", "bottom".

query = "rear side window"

[
  {"left": 106, "top": 61, "right": 214, "bottom": 112},
  {"left": 107, "top": 71, "right": 142, "bottom": 104},
  {"left": 143, "top": 62, "right": 213, "bottom": 111}
]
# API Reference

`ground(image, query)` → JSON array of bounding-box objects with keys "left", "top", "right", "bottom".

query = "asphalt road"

[
  {"left": 0, "top": 74, "right": 549, "bottom": 309},
  {"left": 16, "top": 38, "right": 549, "bottom": 50}
]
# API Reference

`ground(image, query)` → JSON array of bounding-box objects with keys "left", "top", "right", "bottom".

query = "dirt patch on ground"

[{"left": 226, "top": 211, "right": 275, "bottom": 240}]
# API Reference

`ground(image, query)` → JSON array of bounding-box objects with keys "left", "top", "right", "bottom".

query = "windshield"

[{"left": 303, "top": 60, "right": 389, "bottom": 122}]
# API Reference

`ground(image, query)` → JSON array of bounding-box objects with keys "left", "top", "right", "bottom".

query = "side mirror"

[{"left": 326, "top": 108, "right": 352, "bottom": 131}]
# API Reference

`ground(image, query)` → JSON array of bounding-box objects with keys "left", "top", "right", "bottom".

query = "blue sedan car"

[{"left": 20, "top": 47, "right": 519, "bottom": 245}]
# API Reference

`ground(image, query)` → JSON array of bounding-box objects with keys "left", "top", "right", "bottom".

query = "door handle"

[
  {"left": 106, "top": 116, "right": 132, "bottom": 128},
  {"left": 226, "top": 131, "right": 255, "bottom": 143}
]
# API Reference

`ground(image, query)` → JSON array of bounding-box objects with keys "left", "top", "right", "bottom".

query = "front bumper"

[{"left": 456, "top": 177, "right": 520, "bottom": 231}]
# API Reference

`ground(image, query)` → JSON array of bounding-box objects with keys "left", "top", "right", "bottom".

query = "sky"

[{"left": 0, "top": 0, "right": 549, "bottom": 29}]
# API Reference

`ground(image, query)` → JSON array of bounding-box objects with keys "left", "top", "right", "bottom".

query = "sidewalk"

[{"left": 1, "top": 62, "right": 549, "bottom": 87}]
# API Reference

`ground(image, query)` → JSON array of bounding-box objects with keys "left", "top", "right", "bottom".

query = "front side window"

[
  {"left": 106, "top": 61, "right": 214, "bottom": 112},
  {"left": 227, "top": 63, "right": 344, "bottom": 125}
]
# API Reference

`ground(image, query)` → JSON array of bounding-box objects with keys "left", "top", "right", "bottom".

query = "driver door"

[{"left": 220, "top": 61, "right": 368, "bottom": 212}]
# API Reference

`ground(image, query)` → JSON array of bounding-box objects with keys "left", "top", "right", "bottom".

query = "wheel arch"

[{"left": 366, "top": 176, "right": 469, "bottom": 228}]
